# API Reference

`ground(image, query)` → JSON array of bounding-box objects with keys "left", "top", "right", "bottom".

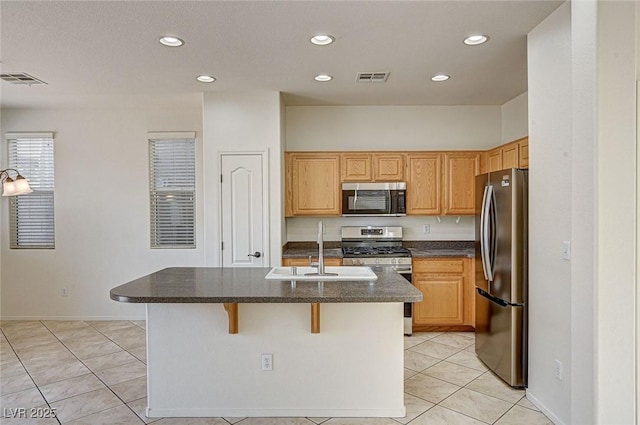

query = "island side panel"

[{"left": 146, "top": 302, "right": 405, "bottom": 418}]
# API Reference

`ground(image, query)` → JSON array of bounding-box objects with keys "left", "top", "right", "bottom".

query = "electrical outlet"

[
  {"left": 261, "top": 353, "right": 273, "bottom": 371},
  {"left": 423, "top": 224, "right": 430, "bottom": 234},
  {"left": 555, "top": 359, "right": 563, "bottom": 380},
  {"left": 61, "top": 287, "right": 69, "bottom": 297}
]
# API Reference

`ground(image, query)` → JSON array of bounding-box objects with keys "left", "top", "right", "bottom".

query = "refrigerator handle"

[{"left": 480, "top": 185, "right": 494, "bottom": 281}]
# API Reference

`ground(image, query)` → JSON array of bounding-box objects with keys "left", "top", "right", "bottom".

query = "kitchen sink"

[{"left": 265, "top": 266, "right": 378, "bottom": 281}]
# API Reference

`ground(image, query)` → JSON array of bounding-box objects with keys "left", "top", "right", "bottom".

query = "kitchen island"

[{"left": 110, "top": 267, "right": 422, "bottom": 418}]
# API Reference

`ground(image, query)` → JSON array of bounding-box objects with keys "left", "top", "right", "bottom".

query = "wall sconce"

[{"left": 0, "top": 169, "right": 33, "bottom": 196}]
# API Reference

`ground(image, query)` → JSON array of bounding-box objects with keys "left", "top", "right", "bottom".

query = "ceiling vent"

[
  {"left": 356, "top": 72, "right": 390, "bottom": 83},
  {"left": 0, "top": 73, "right": 47, "bottom": 86}
]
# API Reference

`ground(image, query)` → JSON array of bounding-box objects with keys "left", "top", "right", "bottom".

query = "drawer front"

[{"left": 412, "top": 258, "right": 465, "bottom": 274}]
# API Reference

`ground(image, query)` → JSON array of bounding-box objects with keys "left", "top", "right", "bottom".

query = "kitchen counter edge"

[{"left": 110, "top": 267, "right": 423, "bottom": 304}]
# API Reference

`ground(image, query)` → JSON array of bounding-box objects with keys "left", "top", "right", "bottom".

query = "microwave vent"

[{"left": 356, "top": 72, "right": 390, "bottom": 83}]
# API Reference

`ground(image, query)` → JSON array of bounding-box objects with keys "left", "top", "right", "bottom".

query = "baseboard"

[
  {"left": 412, "top": 325, "right": 475, "bottom": 332},
  {"left": 525, "top": 391, "right": 567, "bottom": 425},
  {"left": 146, "top": 406, "right": 407, "bottom": 418},
  {"left": 0, "top": 315, "right": 146, "bottom": 321}
]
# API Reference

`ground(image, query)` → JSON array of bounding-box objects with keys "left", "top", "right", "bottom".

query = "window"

[
  {"left": 149, "top": 134, "right": 196, "bottom": 248},
  {"left": 6, "top": 133, "right": 55, "bottom": 249}
]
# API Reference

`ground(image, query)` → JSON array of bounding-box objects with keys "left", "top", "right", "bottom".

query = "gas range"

[{"left": 340, "top": 226, "right": 412, "bottom": 267}]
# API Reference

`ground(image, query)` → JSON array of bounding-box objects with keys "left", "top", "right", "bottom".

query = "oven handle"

[{"left": 367, "top": 265, "right": 412, "bottom": 273}]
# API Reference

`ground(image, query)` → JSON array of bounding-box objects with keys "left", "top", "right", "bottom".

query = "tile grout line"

[
  {"left": 39, "top": 320, "right": 147, "bottom": 424},
  {"left": 1, "top": 322, "right": 64, "bottom": 425}
]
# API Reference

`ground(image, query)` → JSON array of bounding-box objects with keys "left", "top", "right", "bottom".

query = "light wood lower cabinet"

[
  {"left": 412, "top": 257, "right": 475, "bottom": 329},
  {"left": 282, "top": 258, "right": 342, "bottom": 266}
]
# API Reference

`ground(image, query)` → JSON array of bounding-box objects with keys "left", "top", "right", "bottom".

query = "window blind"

[
  {"left": 149, "top": 138, "right": 196, "bottom": 248},
  {"left": 7, "top": 137, "right": 55, "bottom": 249}
]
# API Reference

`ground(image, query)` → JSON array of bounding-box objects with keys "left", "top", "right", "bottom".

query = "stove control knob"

[
  {"left": 359, "top": 259, "right": 365, "bottom": 266},
  {"left": 391, "top": 258, "right": 397, "bottom": 264},
  {"left": 375, "top": 259, "right": 380, "bottom": 265}
]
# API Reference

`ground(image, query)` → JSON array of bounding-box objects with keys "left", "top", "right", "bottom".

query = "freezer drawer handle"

[{"left": 477, "top": 288, "right": 509, "bottom": 307}]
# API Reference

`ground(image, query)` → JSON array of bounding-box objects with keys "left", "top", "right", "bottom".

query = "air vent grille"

[
  {"left": 0, "top": 73, "right": 47, "bottom": 86},
  {"left": 356, "top": 72, "right": 390, "bottom": 83}
]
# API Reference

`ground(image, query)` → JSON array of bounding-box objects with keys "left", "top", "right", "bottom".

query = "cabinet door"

[
  {"left": 478, "top": 152, "right": 488, "bottom": 175},
  {"left": 341, "top": 153, "right": 372, "bottom": 182},
  {"left": 414, "top": 274, "right": 464, "bottom": 325},
  {"left": 519, "top": 138, "right": 529, "bottom": 169},
  {"left": 502, "top": 143, "right": 519, "bottom": 169},
  {"left": 290, "top": 153, "right": 341, "bottom": 216},
  {"left": 412, "top": 258, "right": 473, "bottom": 327},
  {"left": 443, "top": 152, "right": 479, "bottom": 215},
  {"left": 373, "top": 154, "right": 405, "bottom": 181},
  {"left": 282, "top": 258, "right": 342, "bottom": 266},
  {"left": 406, "top": 154, "right": 442, "bottom": 215},
  {"left": 487, "top": 148, "right": 502, "bottom": 172}
]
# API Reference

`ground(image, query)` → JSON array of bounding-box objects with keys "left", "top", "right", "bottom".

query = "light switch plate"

[{"left": 562, "top": 241, "right": 571, "bottom": 260}]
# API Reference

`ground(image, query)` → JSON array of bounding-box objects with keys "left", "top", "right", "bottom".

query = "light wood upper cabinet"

[
  {"left": 412, "top": 257, "right": 474, "bottom": 327},
  {"left": 286, "top": 153, "right": 341, "bottom": 216},
  {"left": 487, "top": 148, "right": 503, "bottom": 172},
  {"left": 443, "top": 152, "right": 479, "bottom": 215},
  {"left": 341, "top": 153, "right": 372, "bottom": 182},
  {"left": 478, "top": 152, "right": 488, "bottom": 175},
  {"left": 501, "top": 142, "right": 519, "bottom": 169},
  {"left": 406, "top": 153, "right": 442, "bottom": 215},
  {"left": 518, "top": 137, "right": 529, "bottom": 169},
  {"left": 340, "top": 153, "right": 404, "bottom": 182},
  {"left": 373, "top": 153, "right": 405, "bottom": 181}
]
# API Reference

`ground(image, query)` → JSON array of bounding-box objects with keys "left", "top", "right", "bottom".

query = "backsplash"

[{"left": 285, "top": 216, "right": 474, "bottom": 242}]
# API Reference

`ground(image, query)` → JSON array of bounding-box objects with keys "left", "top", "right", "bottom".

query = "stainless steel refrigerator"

[{"left": 475, "top": 168, "right": 528, "bottom": 388}]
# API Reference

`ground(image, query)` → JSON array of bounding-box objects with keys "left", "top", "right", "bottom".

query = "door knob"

[{"left": 248, "top": 251, "right": 262, "bottom": 258}]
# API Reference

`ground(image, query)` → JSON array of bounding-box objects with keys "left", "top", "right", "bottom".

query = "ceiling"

[{"left": 0, "top": 0, "right": 563, "bottom": 109}]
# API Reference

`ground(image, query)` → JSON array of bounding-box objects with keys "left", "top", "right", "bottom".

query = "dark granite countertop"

[
  {"left": 405, "top": 240, "right": 475, "bottom": 258},
  {"left": 110, "top": 267, "right": 423, "bottom": 304},
  {"left": 282, "top": 241, "right": 475, "bottom": 259}
]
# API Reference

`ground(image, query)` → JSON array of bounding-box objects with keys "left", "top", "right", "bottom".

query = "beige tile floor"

[{"left": 0, "top": 321, "right": 552, "bottom": 425}]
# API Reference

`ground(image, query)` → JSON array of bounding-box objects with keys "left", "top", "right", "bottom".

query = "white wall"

[
  {"left": 0, "top": 104, "right": 204, "bottom": 319},
  {"left": 501, "top": 92, "right": 528, "bottom": 143},
  {"left": 527, "top": 4, "right": 573, "bottom": 424},
  {"left": 286, "top": 105, "right": 501, "bottom": 151},
  {"left": 528, "top": 1, "right": 638, "bottom": 424},
  {"left": 202, "top": 92, "right": 284, "bottom": 267},
  {"left": 569, "top": 1, "right": 596, "bottom": 423},
  {"left": 593, "top": 1, "right": 637, "bottom": 423}
]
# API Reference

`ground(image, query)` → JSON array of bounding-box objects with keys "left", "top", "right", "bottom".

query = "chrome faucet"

[
  {"left": 306, "top": 221, "right": 336, "bottom": 277},
  {"left": 317, "top": 220, "right": 325, "bottom": 275}
]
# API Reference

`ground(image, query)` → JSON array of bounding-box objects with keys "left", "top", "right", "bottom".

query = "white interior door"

[{"left": 220, "top": 153, "right": 267, "bottom": 267}]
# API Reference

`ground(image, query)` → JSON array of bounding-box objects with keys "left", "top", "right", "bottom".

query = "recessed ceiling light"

[
  {"left": 464, "top": 35, "right": 489, "bottom": 46},
  {"left": 310, "top": 34, "right": 335, "bottom": 46},
  {"left": 196, "top": 75, "right": 215, "bottom": 83},
  {"left": 431, "top": 74, "right": 450, "bottom": 82},
  {"left": 314, "top": 74, "right": 333, "bottom": 82},
  {"left": 159, "top": 36, "right": 184, "bottom": 47}
]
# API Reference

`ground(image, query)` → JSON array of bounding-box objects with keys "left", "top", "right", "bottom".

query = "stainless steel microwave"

[{"left": 341, "top": 182, "right": 407, "bottom": 216}]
